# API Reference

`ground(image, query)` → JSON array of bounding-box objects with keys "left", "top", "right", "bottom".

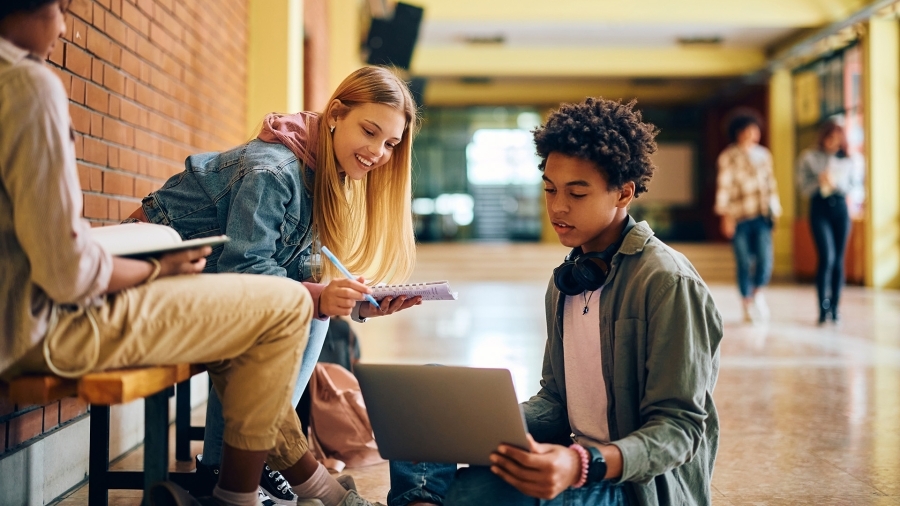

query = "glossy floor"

[{"left": 56, "top": 243, "right": 900, "bottom": 505}]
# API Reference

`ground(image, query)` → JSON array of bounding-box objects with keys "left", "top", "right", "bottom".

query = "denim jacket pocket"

[{"left": 281, "top": 213, "right": 310, "bottom": 247}]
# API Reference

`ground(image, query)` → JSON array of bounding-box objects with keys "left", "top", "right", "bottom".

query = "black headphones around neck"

[{"left": 552, "top": 215, "right": 637, "bottom": 296}]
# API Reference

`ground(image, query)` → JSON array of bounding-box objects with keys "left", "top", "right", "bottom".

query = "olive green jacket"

[{"left": 522, "top": 221, "right": 723, "bottom": 506}]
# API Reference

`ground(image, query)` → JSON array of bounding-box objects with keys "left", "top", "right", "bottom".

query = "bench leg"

[
  {"left": 143, "top": 389, "right": 170, "bottom": 504},
  {"left": 175, "top": 380, "right": 191, "bottom": 462},
  {"left": 89, "top": 405, "right": 111, "bottom": 506}
]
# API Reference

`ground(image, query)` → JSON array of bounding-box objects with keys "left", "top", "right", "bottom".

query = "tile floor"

[{"left": 54, "top": 242, "right": 900, "bottom": 505}]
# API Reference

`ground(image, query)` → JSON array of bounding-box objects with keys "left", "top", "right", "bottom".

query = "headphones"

[{"left": 553, "top": 215, "right": 637, "bottom": 296}]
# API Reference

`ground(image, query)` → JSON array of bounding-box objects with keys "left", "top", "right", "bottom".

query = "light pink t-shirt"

[{"left": 563, "top": 289, "right": 610, "bottom": 445}]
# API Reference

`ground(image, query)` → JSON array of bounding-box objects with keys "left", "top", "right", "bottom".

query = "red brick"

[
  {"left": 104, "top": 66, "right": 126, "bottom": 95},
  {"left": 73, "top": 133, "right": 84, "bottom": 159},
  {"left": 92, "top": 58, "right": 104, "bottom": 84},
  {"left": 93, "top": 3, "right": 107, "bottom": 30},
  {"left": 64, "top": 44, "right": 92, "bottom": 79},
  {"left": 8, "top": 409, "right": 43, "bottom": 447},
  {"left": 69, "top": 104, "right": 91, "bottom": 134},
  {"left": 83, "top": 194, "right": 108, "bottom": 219},
  {"left": 69, "top": 0, "right": 93, "bottom": 23},
  {"left": 0, "top": 397, "right": 14, "bottom": 417},
  {"left": 48, "top": 40, "right": 65, "bottom": 66},
  {"left": 110, "top": 0, "right": 122, "bottom": 16},
  {"left": 108, "top": 146, "right": 120, "bottom": 168},
  {"left": 104, "top": 13, "right": 127, "bottom": 46},
  {"left": 70, "top": 17, "right": 88, "bottom": 48},
  {"left": 77, "top": 163, "right": 91, "bottom": 189},
  {"left": 118, "top": 148, "right": 139, "bottom": 172},
  {"left": 86, "top": 28, "right": 111, "bottom": 61},
  {"left": 124, "top": 78, "right": 135, "bottom": 99},
  {"left": 85, "top": 82, "right": 109, "bottom": 113},
  {"left": 43, "top": 401, "right": 59, "bottom": 432},
  {"left": 90, "top": 167, "right": 103, "bottom": 191},
  {"left": 119, "top": 98, "right": 142, "bottom": 126},
  {"left": 95, "top": 0, "right": 111, "bottom": 8},
  {"left": 108, "top": 198, "right": 120, "bottom": 219},
  {"left": 104, "top": 171, "right": 134, "bottom": 196},
  {"left": 83, "top": 137, "right": 108, "bottom": 165},
  {"left": 109, "top": 45, "right": 122, "bottom": 67},
  {"left": 108, "top": 95, "right": 121, "bottom": 118},
  {"left": 121, "top": 1, "right": 150, "bottom": 35},
  {"left": 69, "top": 75, "right": 86, "bottom": 104},
  {"left": 104, "top": 118, "right": 134, "bottom": 147},
  {"left": 91, "top": 112, "right": 104, "bottom": 137},
  {"left": 134, "top": 177, "right": 155, "bottom": 197},
  {"left": 60, "top": 397, "right": 88, "bottom": 423}
]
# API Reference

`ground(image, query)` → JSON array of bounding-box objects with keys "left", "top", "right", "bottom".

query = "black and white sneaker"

[
  {"left": 259, "top": 463, "right": 298, "bottom": 505},
  {"left": 193, "top": 454, "right": 219, "bottom": 497}
]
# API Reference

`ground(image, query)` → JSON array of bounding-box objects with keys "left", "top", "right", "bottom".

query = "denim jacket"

[
  {"left": 523, "top": 221, "right": 723, "bottom": 506},
  {"left": 142, "top": 139, "right": 317, "bottom": 281}
]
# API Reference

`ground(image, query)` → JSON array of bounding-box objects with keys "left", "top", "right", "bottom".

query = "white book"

[
  {"left": 372, "top": 280, "right": 458, "bottom": 301},
  {"left": 90, "top": 223, "right": 230, "bottom": 259}
]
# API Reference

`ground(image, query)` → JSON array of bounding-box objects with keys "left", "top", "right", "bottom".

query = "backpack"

[{"left": 307, "top": 362, "right": 384, "bottom": 471}]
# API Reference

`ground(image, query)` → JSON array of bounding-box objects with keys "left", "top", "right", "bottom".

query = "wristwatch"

[{"left": 586, "top": 445, "right": 608, "bottom": 483}]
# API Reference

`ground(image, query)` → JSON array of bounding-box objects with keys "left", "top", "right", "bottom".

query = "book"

[
  {"left": 90, "top": 223, "right": 230, "bottom": 259},
  {"left": 371, "top": 280, "right": 458, "bottom": 301}
]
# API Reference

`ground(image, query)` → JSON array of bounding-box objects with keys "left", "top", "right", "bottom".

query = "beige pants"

[{"left": 6, "top": 273, "right": 312, "bottom": 469}]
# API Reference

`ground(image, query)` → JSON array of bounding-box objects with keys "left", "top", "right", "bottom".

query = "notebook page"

[
  {"left": 371, "top": 280, "right": 458, "bottom": 301},
  {"left": 90, "top": 223, "right": 182, "bottom": 256}
]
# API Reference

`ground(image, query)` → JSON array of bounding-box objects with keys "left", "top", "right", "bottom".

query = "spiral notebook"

[{"left": 372, "top": 280, "right": 458, "bottom": 301}]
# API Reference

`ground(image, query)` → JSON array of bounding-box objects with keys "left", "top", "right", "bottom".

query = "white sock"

[
  {"left": 212, "top": 484, "right": 260, "bottom": 506},
  {"left": 291, "top": 463, "right": 347, "bottom": 506}
]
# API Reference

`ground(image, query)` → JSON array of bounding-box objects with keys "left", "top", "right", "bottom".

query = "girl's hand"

[
  {"left": 158, "top": 246, "right": 211, "bottom": 277},
  {"left": 319, "top": 276, "right": 371, "bottom": 317},
  {"left": 359, "top": 295, "right": 423, "bottom": 318},
  {"left": 488, "top": 434, "right": 581, "bottom": 500}
]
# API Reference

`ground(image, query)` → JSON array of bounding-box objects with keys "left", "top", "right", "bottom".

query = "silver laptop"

[{"left": 355, "top": 364, "right": 530, "bottom": 466}]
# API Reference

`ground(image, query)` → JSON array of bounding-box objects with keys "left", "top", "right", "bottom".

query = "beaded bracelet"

[{"left": 569, "top": 443, "right": 589, "bottom": 488}]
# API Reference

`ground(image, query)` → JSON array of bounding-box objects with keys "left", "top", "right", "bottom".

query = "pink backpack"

[{"left": 307, "top": 362, "right": 384, "bottom": 472}]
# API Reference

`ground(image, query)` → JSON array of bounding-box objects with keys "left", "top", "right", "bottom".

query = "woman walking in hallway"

[
  {"left": 715, "top": 110, "right": 782, "bottom": 323},
  {"left": 796, "top": 120, "right": 863, "bottom": 324}
]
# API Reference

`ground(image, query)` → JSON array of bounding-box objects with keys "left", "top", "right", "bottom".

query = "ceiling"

[{"left": 403, "top": 0, "right": 876, "bottom": 106}]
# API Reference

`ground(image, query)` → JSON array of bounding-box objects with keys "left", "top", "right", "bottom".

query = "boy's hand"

[
  {"left": 319, "top": 276, "right": 371, "bottom": 317},
  {"left": 158, "top": 246, "right": 211, "bottom": 277},
  {"left": 489, "top": 434, "right": 581, "bottom": 500},
  {"left": 720, "top": 216, "right": 736, "bottom": 239},
  {"left": 359, "top": 295, "right": 422, "bottom": 318}
]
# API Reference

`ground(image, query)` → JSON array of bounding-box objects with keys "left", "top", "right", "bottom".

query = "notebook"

[
  {"left": 355, "top": 364, "right": 530, "bottom": 465},
  {"left": 371, "top": 280, "right": 458, "bottom": 301},
  {"left": 90, "top": 223, "right": 230, "bottom": 259}
]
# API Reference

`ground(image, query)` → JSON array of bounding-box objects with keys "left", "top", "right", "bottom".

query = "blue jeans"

[
  {"left": 388, "top": 462, "right": 627, "bottom": 506},
  {"left": 810, "top": 194, "right": 850, "bottom": 313},
  {"left": 201, "top": 317, "right": 330, "bottom": 465},
  {"left": 732, "top": 216, "right": 773, "bottom": 298}
]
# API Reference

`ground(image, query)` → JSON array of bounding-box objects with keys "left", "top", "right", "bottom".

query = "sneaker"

[
  {"left": 193, "top": 454, "right": 220, "bottom": 498},
  {"left": 257, "top": 488, "right": 276, "bottom": 506},
  {"left": 295, "top": 474, "right": 359, "bottom": 506},
  {"left": 339, "top": 489, "right": 386, "bottom": 506},
  {"left": 259, "top": 463, "right": 298, "bottom": 505},
  {"left": 753, "top": 292, "right": 770, "bottom": 321}
]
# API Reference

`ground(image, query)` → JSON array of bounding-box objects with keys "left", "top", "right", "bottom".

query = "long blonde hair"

[{"left": 312, "top": 66, "right": 418, "bottom": 284}]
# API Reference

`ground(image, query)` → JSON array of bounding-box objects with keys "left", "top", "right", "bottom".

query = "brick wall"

[{"left": 1, "top": 0, "right": 248, "bottom": 457}]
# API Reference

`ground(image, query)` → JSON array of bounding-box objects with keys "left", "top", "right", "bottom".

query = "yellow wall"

[
  {"left": 768, "top": 68, "right": 796, "bottom": 278},
  {"left": 246, "top": 0, "right": 304, "bottom": 137},
  {"left": 863, "top": 17, "right": 900, "bottom": 289},
  {"left": 327, "top": 0, "right": 366, "bottom": 93}
]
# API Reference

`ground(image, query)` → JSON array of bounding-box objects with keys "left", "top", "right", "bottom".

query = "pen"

[{"left": 320, "top": 246, "right": 381, "bottom": 310}]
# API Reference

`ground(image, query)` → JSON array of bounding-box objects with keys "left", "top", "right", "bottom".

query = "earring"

[{"left": 330, "top": 124, "right": 335, "bottom": 133}]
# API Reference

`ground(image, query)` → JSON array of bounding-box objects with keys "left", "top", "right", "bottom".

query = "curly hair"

[{"left": 533, "top": 97, "right": 658, "bottom": 197}]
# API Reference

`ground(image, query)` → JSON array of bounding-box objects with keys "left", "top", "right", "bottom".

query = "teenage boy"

[
  {"left": 388, "top": 98, "right": 723, "bottom": 506},
  {"left": 0, "top": 2, "right": 375, "bottom": 506}
]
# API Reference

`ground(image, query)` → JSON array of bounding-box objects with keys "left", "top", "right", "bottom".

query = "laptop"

[{"left": 355, "top": 364, "right": 531, "bottom": 466}]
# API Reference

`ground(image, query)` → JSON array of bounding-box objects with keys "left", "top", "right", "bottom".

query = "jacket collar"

[
  {"left": 617, "top": 220, "right": 654, "bottom": 256},
  {"left": 0, "top": 37, "right": 36, "bottom": 66}
]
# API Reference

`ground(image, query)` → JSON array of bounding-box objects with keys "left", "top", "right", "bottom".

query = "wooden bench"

[{"left": 6, "top": 364, "right": 207, "bottom": 506}]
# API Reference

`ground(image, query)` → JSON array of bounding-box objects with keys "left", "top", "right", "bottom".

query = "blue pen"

[{"left": 320, "top": 246, "right": 381, "bottom": 310}]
